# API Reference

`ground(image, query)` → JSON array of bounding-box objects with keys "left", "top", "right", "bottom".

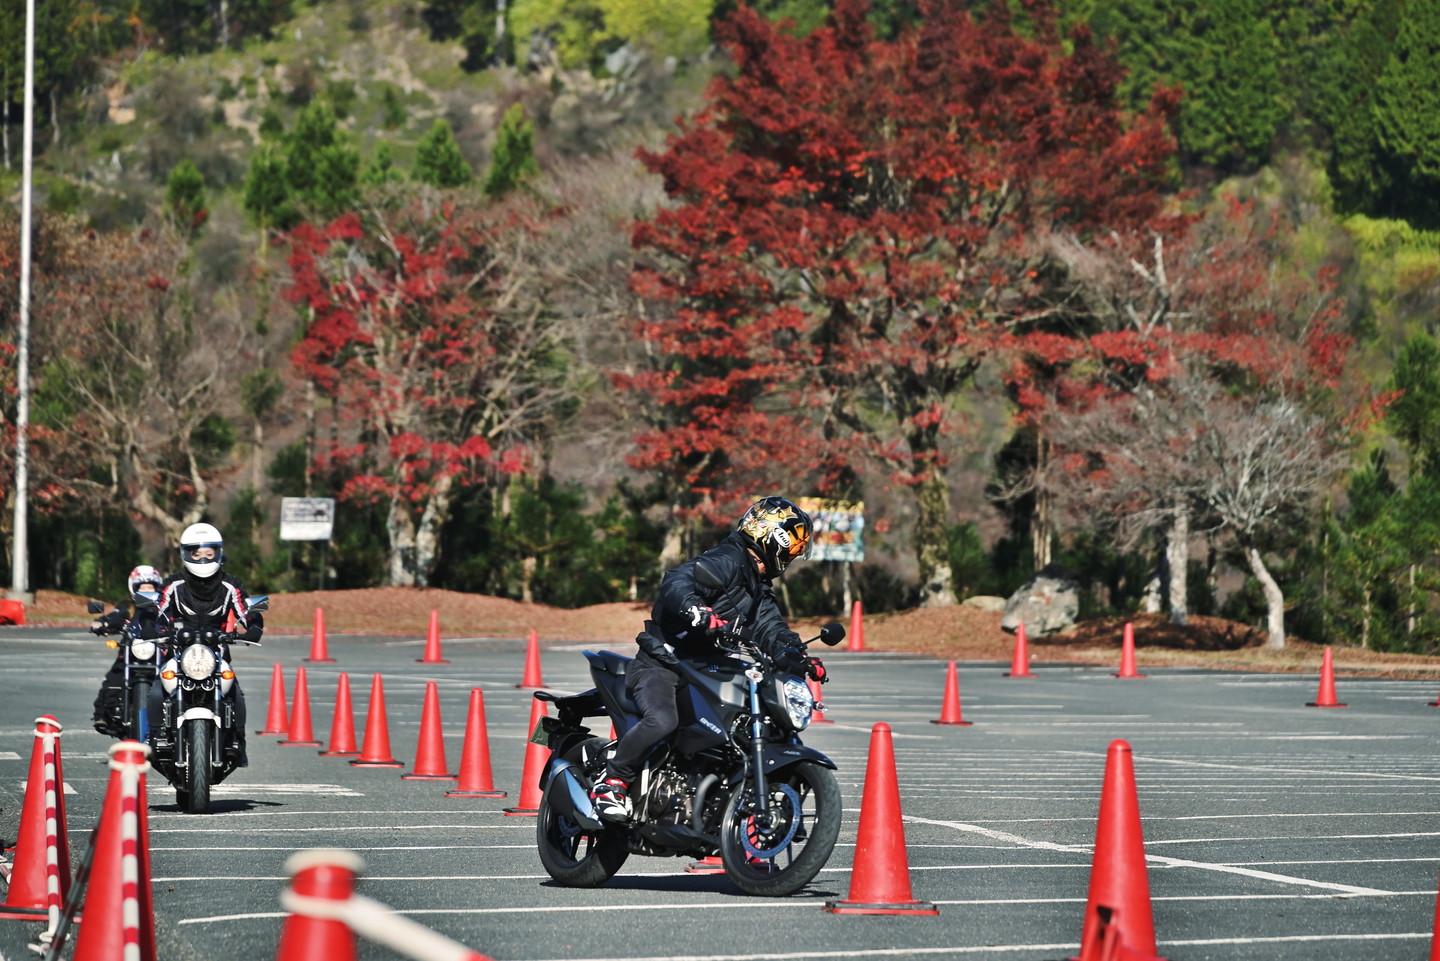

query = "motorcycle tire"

[
  {"left": 719, "top": 760, "right": 841, "bottom": 897},
  {"left": 183, "top": 722, "right": 212, "bottom": 815},
  {"left": 128, "top": 683, "right": 149, "bottom": 742},
  {"left": 536, "top": 737, "right": 628, "bottom": 887}
]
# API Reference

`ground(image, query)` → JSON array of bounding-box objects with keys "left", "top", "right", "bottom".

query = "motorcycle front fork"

[{"left": 745, "top": 674, "right": 772, "bottom": 821}]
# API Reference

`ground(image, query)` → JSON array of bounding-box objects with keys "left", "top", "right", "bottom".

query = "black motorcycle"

[
  {"left": 87, "top": 600, "right": 166, "bottom": 742},
  {"left": 137, "top": 591, "right": 267, "bottom": 814},
  {"left": 533, "top": 621, "right": 845, "bottom": 896}
]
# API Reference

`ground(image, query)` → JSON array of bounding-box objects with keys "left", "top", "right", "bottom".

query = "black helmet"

[{"left": 737, "top": 497, "right": 813, "bottom": 579}]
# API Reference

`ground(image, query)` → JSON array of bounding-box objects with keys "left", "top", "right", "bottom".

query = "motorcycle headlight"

[
  {"left": 130, "top": 640, "right": 156, "bottom": 660},
  {"left": 180, "top": 644, "right": 217, "bottom": 680},
  {"left": 779, "top": 678, "right": 813, "bottom": 732}
]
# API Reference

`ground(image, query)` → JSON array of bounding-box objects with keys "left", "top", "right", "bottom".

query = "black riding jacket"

[
  {"left": 638, "top": 532, "right": 801, "bottom": 665},
  {"left": 156, "top": 571, "right": 264, "bottom": 644}
]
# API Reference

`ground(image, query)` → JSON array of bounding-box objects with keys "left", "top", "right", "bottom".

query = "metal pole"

[{"left": 9, "top": 0, "right": 35, "bottom": 599}]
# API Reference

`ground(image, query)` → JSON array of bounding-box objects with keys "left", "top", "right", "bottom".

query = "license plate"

[{"left": 529, "top": 720, "right": 550, "bottom": 747}]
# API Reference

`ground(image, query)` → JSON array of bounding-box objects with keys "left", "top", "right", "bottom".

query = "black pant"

[
  {"left": 606, "top": 660, "right": 681, "bottom": 784},
  {"left": 93, "top": 656, "right": 128, "bottom": 721}
]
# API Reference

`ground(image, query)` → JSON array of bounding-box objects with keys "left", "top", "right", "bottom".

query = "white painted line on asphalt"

[
  {"left": 1079, "top": 751, "right": 1440, "bottom": 782},
  {"left": 151, "top": 845, "right": 535, "bottom": 851},
  {"left": 149, "top": 808, "right": 505, "bottom": 818},
  {"left": 19, "top": 779, "right": 76, "bottom": 794},
  {"left": 1145, "top": 832, "right": 1440, "bottom": 845},
  {"left": 902, "top": 815, "right": 1396, "bottom": 895},
  {"left": 151, "top": 824, "right": 526, "bottom": 834},
  {"left": 211, "top": 783, "right": 365, "bottom": 796},
  {"left": 0, "top": 751, "right": 18, "bottom": 759}
]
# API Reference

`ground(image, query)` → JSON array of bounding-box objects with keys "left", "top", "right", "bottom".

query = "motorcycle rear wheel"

[
  {"left": 182, "top": 723, "right": 212, "bottom": 814},
  {"left": 720, "top": 760, "right": 841, "bottom": 896},
  {"left": 536, "top": 737, "right": 628, "bottom": 887}
]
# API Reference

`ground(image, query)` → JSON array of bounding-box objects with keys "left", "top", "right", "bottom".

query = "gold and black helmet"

[{"left": 737, "top": 497, "right": 813, "bottom": 579}]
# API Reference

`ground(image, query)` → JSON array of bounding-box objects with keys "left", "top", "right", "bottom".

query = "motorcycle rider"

[
  {"left": 150, "top": 522, "right": 261, "bottom": 767},
  {"left": 90, "top": 564, "right": 167, "bottom": 736},
  {"left": 592, "top": 496, "right": 827, "bottom": 821}
]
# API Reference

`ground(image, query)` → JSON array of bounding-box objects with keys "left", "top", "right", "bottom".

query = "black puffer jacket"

[{"left": 638, "top": 532, "right": 800, "bottom": 665}]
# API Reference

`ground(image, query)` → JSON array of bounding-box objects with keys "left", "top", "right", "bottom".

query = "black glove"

[
  {"left": 804, "top": 657, "right": 827, "bottom": 683},
  {"left": 684, "top": 604, "right": 729, "bottom": 633}
]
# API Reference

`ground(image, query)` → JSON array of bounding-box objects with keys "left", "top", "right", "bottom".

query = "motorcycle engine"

[{"left": 639, "top": 762, "right": 697, "bottom": 828}]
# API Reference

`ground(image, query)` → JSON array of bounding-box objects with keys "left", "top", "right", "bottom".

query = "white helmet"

[
  {"left": 179, "top": 522, "right": 224, "bottom": 578},
  {"left": 127, "top": 564, "right": 163, "bottom": 595}
]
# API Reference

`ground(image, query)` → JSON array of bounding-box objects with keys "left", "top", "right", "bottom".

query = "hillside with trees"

[{"left": 4, "top": 0, "right": 1440, "bottom": 656}]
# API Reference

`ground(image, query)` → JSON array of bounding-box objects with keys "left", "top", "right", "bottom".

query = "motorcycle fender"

[
  {"left": 177, "top": 707, "right": 220, "bottom": 727},
  {"left": 544, "top": 760, "right": 603, "bottom": 831},
  {"left": 758, "top": 743, "right": 836, "bottom": 776}
]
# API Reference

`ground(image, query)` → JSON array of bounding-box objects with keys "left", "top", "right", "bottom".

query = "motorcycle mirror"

[
  {"left": 818, "top": 620, "right": 846, "bottom": 646},
  {"left": 246, "top": 595, "right": 269, "bottom": 613},
  {"left": 86, "top": 600, "right": 105, "bottom": 615},
  {"left": 131, "top": 590, "right": 160, "bottom": 610}
]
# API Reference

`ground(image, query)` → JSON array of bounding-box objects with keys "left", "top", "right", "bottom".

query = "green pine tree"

[
  {"left": 1388, "top": 330, "right": 1440, "bottom": 474},
  {"left": 413, "top": 119, "right": 475, "bottom": 188},
  {"left": 362, "top": 140, "right": 403, "bottom": 186},
  {"left": 482, "top": 103, "right": 540, "bottom": 198},
  {"left": 243, "top": 142, "right": 295, "bottom": 235},
  {"left": 1373, "top": 2, "right": 1440, "bottom": 225},
  {"left": 165, "top": 158, "right": 207, "bottom": 232}
]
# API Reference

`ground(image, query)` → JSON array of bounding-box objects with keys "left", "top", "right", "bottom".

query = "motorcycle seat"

[{"left": 587, "top": 650, "right": 633, "bottom": 677}]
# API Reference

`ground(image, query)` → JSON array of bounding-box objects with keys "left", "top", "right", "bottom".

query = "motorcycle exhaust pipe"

[{"left": 548, "top": 761, "right": 604, "bottom": 831}]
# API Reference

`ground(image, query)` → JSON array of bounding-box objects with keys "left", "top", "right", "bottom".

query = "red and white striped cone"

[
  {"left": 0, "top": 716, "right": 70, "bottom": 928},
  {"left": 73, "top": 741, "right": 156, "bottom": 961},
  {"left": 276, "top": 849, "right": 495, "bottom": 961}
]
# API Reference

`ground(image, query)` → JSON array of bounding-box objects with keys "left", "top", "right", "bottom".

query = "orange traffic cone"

[
  {"left": 516, "top": 629, "right": 544, "bottom": 688},
  {"left": 809, "top": 678, "right": 834, "bottom": 724},
  {"left": 0, "top": 716, "right": 70, "bottom": 924},
  {"left": 1307, "top": 646, "right": 1346, "bottom": 708},
  {"left": 279, "top": 667, "right": 323, "bottom": 747},
  {"left": 257, "top": 662, "right": 289, "bottom": 735},
  {"left": 502, "top": 698, "right": 549, "bottom": 816},
  {"left": 1070, "top": 740, "right": 1160, "bottom": 961},
  {"left": 274, "top": 849, "right": 365, "bottom": 961},
  {"left": 846, "top": 599, "right": 866, "bottom": 652},
  {"left": 446, "top": 688, "right": 507, "bottom": 798},
  {"left": 1430, "top": 867, "right": 1440, "bottom": 961},
  {"left": 417, "top": 609, "right": 449, "bottom": 665},
  {"left": 350, "top": 674, "right": 404, "bottom": 768},
  {"left": 1078, "top": 905, "right": 1168, "bottom": 961},
  {"left": 1004, "top": 622, "right": 1036, "bottom": 678},
  {"left": 72, "top": 741, "right": 156, "bottom": 961},
  {"left": 320, "top": 673, "right": 361, "bottom": 757},
  {"left": 1115, "top": 623, "right": 1145, "bottom": 679},
  {"left": 305, "top": 607, "right": 336, "bottom": 663},
  {"left": 824, "top": 722, "right": 938, "bottom": 915},
  {"left": 931, "top": 661, "right": 973, "bottom": 726},
  {"left": 402, "top": 682, "right": 456, "bottom": 781}
]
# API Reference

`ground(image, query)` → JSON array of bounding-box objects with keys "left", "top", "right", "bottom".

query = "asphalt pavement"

[{"left": 2, "top": 623, "right": 1438, "bottom": 960}]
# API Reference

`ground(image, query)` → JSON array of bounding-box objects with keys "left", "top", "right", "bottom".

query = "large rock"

[
  {"left": 1001, "top": 565, "right": 1080, "bottom": 636},
  {"left": 961, "top": 595, "right": 1007, "bottom": 613}
]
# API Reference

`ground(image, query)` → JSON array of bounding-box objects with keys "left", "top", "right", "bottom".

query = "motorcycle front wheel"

[
  {"left": 182, "top": 722, "right": 212, "bottom": 814},
  {"left": 720, "top": 760, "right": 841, "bottom": 896},
  {"left": 536, "top": 737, "right": 628, "bottom": 887}
]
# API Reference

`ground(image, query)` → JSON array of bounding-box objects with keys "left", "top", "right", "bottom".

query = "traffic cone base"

[
  {"left": 445, "top": 788, "right": 509, "bottom": 798},
  {"left": 685, "top": 856, "right": 725, "bottom": 875},
  {"left": 824, "top": 899, "right": 939, "bottom": 915},
  {"left": 257, "top": 662, "right": 289, "bottom": 735}
]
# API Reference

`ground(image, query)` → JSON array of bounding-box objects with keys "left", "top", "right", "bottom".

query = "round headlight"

[
  {"left": 780, "top": 677, "right": 813, "bottom": 731},
  {"left": 130, "top": 640, "right": 156, "bottom": 661},
  {"left": 180, "top": 644, "right": 217, "bottom": 680}
]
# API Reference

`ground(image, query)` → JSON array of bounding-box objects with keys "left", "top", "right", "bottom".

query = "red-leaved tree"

[
  {"left": 286, "top": 189, "right": 582, "bottom": 586},
  {"left": 622, "top": 0, "right": 1178, "bottom": 604}
]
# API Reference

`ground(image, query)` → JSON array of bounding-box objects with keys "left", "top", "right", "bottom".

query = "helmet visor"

[{"left": 181, "top": 543, "right": 222, "bottom": 564}]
